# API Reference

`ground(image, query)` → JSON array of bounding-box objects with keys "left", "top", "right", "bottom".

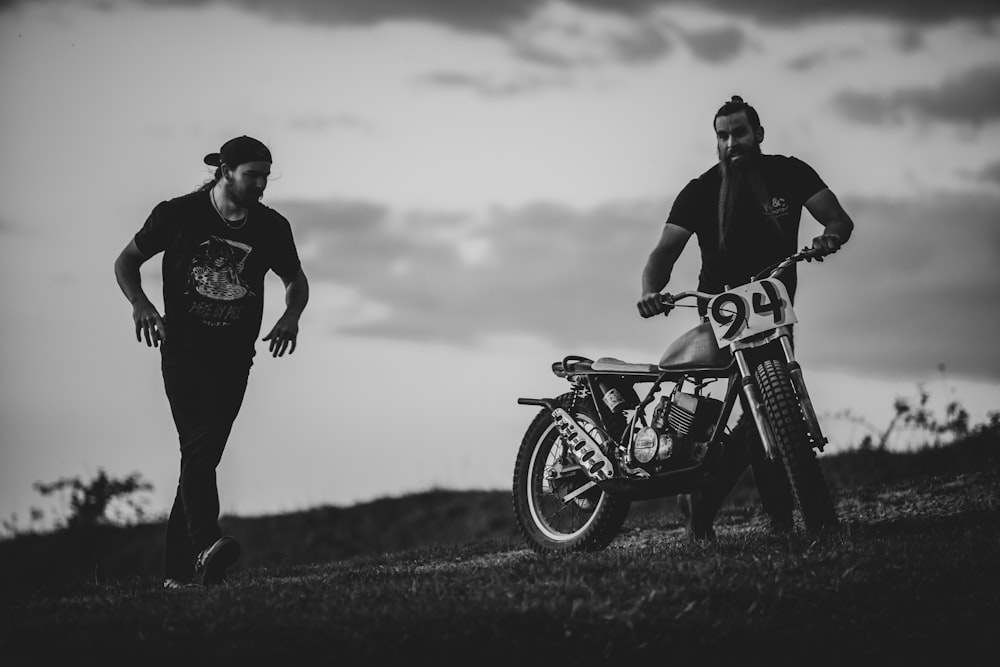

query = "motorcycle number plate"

[{"left": 707, "top": 278, "right": 797, "bottom": 348}]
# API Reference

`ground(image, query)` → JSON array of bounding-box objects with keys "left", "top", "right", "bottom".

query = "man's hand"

[
  {"left": 133, "top": 298, "right": 166, "bottom": 347},
  {"left": 263, "top": 312, "right": 300, "bottom": 358},
  {"left": 637, "top": 292, "right": 673, "bottom": 319},
  {"left": 808, "top": 233, "right": 843, "bottom": 262}
]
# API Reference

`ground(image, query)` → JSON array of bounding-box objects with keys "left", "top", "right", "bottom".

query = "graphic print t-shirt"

[
  {"left": 665, "top": 154, "right": 826, "bottom": 302},
  {"left": 134, "top": 190, "right": 301, "bottom": 360}
]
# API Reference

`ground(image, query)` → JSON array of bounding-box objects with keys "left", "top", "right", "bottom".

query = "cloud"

[
  {"left": 11, "top": 0, "right": 998, "bottom": 30},
  {"left": 891, "top": 25, "right": 927, "bottom": 52},
  {"left": 417, "top": 71, "right": 570, "bottom": 97},
  {"left": 574, "top": 0, "right": 1000, "bottom": 25},
  {"left": 280, "top": 198, "right": 667, "bottom": 347},
  {"left": 16, "top": 0, "right": 993, "bottom": 78},
  {"left": 506, "top": 4, "right": 673, "bottom": 68},
  {"left": 180, "top": 2, "right": 1000, "bottom": 89},
  {"left": 287, "top": 114, "right": 375, "bottom": 133},
  {"left": 5, "top": 0, "right": 533, "bottom": 32},
  {"left": 607, "top": 22, "right": 673, "bottom": 63},
  {"left": 130, "top": 0, "right": 1000, "bottom": 29},
  {"left": 672, "top": 24, "right": 747, "bottom": 64},
  {"left": 786, "top": 48, "right": 862, "bottom": 72},
  {"left": 278, "top": 190, "right": 1000, "bottom": 381},
  {"left": 159, "top": 0, "right": 538, "bottom": 34},
  {"left": 797, "top": 192, "right": 1000, "bottom": 381},
  {"left": 970, "top": 161, "right": 1000, "bottom": 187},
  {"left": 833, "top": 65, "right": 1000, "bottom": 127}
]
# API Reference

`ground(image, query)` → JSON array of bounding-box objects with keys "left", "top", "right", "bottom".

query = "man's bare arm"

[
  {"left": 114, "top": 239, "right": 166, "bottom": 347},
  {"left": 641, "top": 223, "right": 692, "bottom": 294},
  {"left": 805, "top": 188, "right": 854, "bottom": 255},
  {"left": 263, "top": 268, "right": 309, "bottom": 358},
  {"left": 638, "top": 223, "right": 692, "bottom": 317}
]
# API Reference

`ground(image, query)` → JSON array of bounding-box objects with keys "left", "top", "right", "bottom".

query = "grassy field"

[{"left": 1, "top": 427, "right": 997, "bottom": 665}]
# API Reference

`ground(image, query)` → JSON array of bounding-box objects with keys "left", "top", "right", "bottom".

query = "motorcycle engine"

[{"left": 630, "top": 391, "right": 723, "bottom": 468}]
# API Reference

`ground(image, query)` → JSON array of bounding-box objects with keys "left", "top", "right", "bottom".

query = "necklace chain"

[{"left": 211, "top": 188, "right": 248, "bottom": 230}]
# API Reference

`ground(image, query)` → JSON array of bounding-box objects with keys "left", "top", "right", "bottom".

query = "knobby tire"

[
  {"left": 754, "top": 358, "right": 839, "bottom": 531},
  {"left": 512, "top": 393, "right": 631, "bottom": 553}
]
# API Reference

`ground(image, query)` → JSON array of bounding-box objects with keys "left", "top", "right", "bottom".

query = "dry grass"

[{"left": 1, "top": 431, "right": 997, "bottom": 665}]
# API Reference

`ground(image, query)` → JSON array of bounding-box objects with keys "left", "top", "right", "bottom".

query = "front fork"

[
  {"left": 732, "top": 326, "right": 827, "bottom": 460},
  {"left": 779, "top": 336, "right": 828, "bottom": 452}
]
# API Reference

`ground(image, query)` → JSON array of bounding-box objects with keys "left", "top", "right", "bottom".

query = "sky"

[{"left": 1, "top": 0, "right": 998, "bottom": 531}]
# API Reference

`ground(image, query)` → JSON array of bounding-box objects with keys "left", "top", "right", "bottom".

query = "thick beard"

[
  {"left": 719, "top": 142, "right": 760, "bottom": 169},
  {"left": 224, "top": 180, "right": 262, "bottom": 208},
  {"left": 718, "top": 147, "right": 775, "bottom": 251},
  {"left": 717, "top": 160, "right": 744, "bottom": 251}
]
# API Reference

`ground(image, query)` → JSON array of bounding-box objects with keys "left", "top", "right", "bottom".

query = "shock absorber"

[{"left": 568, "top": 378, "right": 587, "bottom": 414}]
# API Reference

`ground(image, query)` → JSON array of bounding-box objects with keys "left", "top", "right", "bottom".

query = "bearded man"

[
  {"left": 637, "top": 96, "right": 855, "bottom": 539},
  {"left": 115, "top": 136, "right": 309, "bottom": 588}
]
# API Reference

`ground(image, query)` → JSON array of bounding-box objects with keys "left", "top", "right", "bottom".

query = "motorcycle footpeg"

[{"left": 552, "top": 408, "right": 614, "bottom": 481}]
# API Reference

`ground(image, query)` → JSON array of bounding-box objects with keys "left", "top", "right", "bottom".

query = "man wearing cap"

[{"left": 114, "top": 135, "right": 309, "bottom": 589}]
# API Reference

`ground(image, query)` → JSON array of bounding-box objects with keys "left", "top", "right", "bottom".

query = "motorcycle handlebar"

[
  {"left": 639, "top": 246, "right": 828, "bottom": 319},
  {"left": 754, "top": 246, "right": 826, "bottom": 281},
  {"left": 637, "top": 290, "right": 711, "bottom": 319}
]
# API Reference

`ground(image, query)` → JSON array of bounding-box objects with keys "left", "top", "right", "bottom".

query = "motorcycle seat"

[
  {"left": 592, "top": 358, "right": 661, "bottom": 374},
  {"left": 552, "top": 356, "right": 661, "bottom": 377}
]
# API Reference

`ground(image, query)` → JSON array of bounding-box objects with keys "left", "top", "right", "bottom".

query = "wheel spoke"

[
  {"left": 513, "top": 392, "right": 631, "bottom": 552},
  {"left": 562, "top": 481, "right": 597, "bottom": 503}
]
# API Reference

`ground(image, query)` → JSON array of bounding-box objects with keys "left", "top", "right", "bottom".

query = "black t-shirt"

[
  {"left": 666, "top": 154, "right": 826, "bottom": 301},
  {"left": 134, "top": 190, "right": 302, "bottom": 361}
]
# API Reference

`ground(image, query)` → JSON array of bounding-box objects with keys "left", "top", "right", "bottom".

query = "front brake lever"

[{"left": 659, "top": 293, "right": 675, "bottom": 317}]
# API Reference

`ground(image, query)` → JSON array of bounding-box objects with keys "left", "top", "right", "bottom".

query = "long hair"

[
  {"left": 717, "top": 162, "right": 740, "bottom": 251},
  {"left": 192, "top": 167, "right": 223, "bottom": 194},
  {"left": 718, "top": 162, "right": 782, "bottom": 251},
  {"left": 713, "top": 94, "right": 761, "bottom": 132},
  {"left": 715, "top": 94, "right": 769, "bottom": 250}
]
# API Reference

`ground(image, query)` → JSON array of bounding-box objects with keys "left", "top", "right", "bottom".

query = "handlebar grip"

[
  {"left": 638, "top": 294, "right": 673, "bottom": 319},
  {"left": 799, "top": 245, "right": 829, "bottom": 262}
]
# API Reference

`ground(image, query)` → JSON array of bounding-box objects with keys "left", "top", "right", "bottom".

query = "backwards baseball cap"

[{"left": 203, "top": 135, "right": 272, "bottom": 167}]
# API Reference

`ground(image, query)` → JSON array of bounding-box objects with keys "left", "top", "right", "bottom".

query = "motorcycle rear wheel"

[
  {"left": 754, "top": 358, "right": 839, "bottom": 531},
  {"left": 512, "top": 392, "right": 631, "bottom": 553}
]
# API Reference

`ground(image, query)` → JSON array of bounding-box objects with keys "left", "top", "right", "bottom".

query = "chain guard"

[{"left": 551, "top": 408, "right": 615, "bottom": 481}]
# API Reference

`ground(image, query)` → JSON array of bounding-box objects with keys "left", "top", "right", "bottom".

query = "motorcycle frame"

[
  {"left": 533, "top": 324, "right": 828, "bottom": 497},
  {"left": 517, "top": 247, "right": 832, "bottom": 500}
]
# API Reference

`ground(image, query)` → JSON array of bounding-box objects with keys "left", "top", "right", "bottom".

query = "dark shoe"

[
  {"left": 676, "top": 493, "right": 692, "bottom": 520},
  {"left": 684, "top": 489, "right": 721, "bottom": 542},
  {"left": 685, "top": 516, "right": 716, "bottom": 542},
  {"left": 686, "top": 525, "right": 716, "bottom": 542},
  {"left": 195, "top": 536, "right": 241, "bottom": 585},
  {"left": 163, "top": 578, "right": 199, "bottom": 590}
]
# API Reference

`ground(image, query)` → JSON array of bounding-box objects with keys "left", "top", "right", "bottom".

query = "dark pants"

[
  {"left": 688, "top": 413, "right": 794, "bottom": 537},
  {"left": 161, "top": 356, "right": 250, "bottom": 580}
]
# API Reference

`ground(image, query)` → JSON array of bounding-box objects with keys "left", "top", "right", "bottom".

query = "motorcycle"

[{"left": 513, "top": 247, "right": 839, "bottom": 552}]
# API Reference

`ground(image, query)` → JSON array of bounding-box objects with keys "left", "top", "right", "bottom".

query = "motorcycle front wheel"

[
  {"left": 754, "top": 358, "right": 839, "bottom": 531},
  {"left": 512, "top": 392, "right": 631, "bottom": 553}
]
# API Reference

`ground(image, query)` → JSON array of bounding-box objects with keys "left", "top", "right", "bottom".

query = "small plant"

[
  {"left": 32, "top": 469, "right": 154, "bottom": 529},
  {"left": 826, "top": 380, "right": 984, "bottom": 451}
]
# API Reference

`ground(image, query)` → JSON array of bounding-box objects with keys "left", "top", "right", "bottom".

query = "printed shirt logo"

[
  {"left": 763, "top": 197, "right": 788, "bottom": 218},
  {"left": 186, "top": 236, "right": 254, "bottom": 327},
  {"left": 762, "top": 196, "right": 789, "bottom": 218}
]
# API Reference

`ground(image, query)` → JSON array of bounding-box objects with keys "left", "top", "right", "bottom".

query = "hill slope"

[{"left": 0, "top": 427, "right": 998, "bottom": 664}]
